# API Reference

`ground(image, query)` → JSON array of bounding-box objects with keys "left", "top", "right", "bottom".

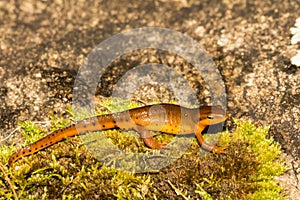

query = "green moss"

[
  {"left": 183, "top": 119, "right": 287, "bottom": 200},
  {"left": 0, "top": 99, "right": 287, "bottom": 199},
  {"left": 149, "top": 120, "right": 287, "bottom": 199},
  {"left": 232, "top": 120, "right": 287, "bottom": 200}
]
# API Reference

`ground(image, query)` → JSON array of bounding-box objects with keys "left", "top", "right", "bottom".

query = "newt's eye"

[{"left": 207, "top": 115, "right": 214, "bottom": 120}]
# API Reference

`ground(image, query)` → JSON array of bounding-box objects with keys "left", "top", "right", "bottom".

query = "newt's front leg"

[{"left": 194, "top": 124, "right": 227, "bottom": 153}]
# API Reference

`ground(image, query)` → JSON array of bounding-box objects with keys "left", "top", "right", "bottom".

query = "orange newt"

[{"left": 8, "top": 104, "right": 228, "bottom": 167}]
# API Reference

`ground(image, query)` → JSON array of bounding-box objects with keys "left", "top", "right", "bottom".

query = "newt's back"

[{"left": 115, "top": 104, "right": 196, "bottom": 134}]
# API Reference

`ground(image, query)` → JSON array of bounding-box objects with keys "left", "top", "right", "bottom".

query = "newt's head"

[{"left": 196, "top": 106, "right": 229, "bottom": 126}]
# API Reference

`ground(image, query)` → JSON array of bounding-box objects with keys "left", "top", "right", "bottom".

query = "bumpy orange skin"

[{"left": 8, "top": 104, "right": 228, "bottom": 167}]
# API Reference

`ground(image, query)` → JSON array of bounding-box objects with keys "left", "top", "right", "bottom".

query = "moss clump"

[
  {"left": 0, "top": 99, "right": 287, "bottom": 199},
  {"left": 150, "top": 119, "right": 287, "bottom": 199},
  {"left": 0, "top": 99, "right": 153, "bottom": 199},
  {"left": 232, "top": 120, "right": 287, "bottom": 199}
]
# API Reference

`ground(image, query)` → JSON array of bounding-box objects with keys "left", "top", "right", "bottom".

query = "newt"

[{"left": 8, "top": 104, "right": 228, "bottom": 167}]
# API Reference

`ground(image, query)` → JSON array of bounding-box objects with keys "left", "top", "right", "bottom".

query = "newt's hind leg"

[
  {"left": 134, "top": 126, "right": 165, "bottom": 149},
  {"left": 194, "top": 124, "right": 227, "bottom": 153}
]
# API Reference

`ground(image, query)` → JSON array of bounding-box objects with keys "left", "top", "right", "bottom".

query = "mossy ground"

[{"left": 0, "top": 99, "right": 287, "bottom": 199}]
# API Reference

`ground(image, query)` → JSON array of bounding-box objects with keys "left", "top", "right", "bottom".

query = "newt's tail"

[{"left": 8, "top": 114, "right": 117, "bottom": 167}]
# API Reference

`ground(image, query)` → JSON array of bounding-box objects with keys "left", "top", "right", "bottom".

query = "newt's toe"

[{"left": 212, "top": 145, "right": 228, "bottom": 153}]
